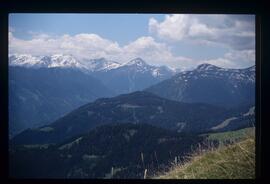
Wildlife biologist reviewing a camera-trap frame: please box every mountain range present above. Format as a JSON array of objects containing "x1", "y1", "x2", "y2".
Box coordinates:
[
  {"x1": 146, "y1": 63, "x2": 255, "y2": 108},
  {"x1": 9, "y1": 66, "x2": 113, "y2": 137},
  {"x1": 9, "y1": 55, "x2": 176, "y2": 136},
  {"x1": 10, "y1": 54, "x2": 176, "y2": 94},
  {"x1": 9, "y1": 54, "x2": 256, "y2": 179},
  {"x1": 9, "y1": 54, "x2": 255, "y2": 137},
  {"x1": 11, "y1": 91, "x2": 254, "y2": 145},
  {"x1": 92, "y1": 58, "x2": 174, "y2": 94},
  {"x1": 9, "y1": 54, "x2": 176, "y2": 77},
  {"x1": 9, "y1": 54, "x2": 86, "y2": 69}
]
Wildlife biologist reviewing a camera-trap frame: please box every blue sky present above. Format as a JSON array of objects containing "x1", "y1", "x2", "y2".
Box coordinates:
[
  {"x1": 9, "y1": 13, "x2": 255, "y2": 69},
  {"x1": 9, "y1": 14, "x2": 165, "y2": 46}
]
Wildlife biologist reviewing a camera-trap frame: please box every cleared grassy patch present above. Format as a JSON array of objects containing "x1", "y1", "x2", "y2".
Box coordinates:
[
  {"x1": 206, "y1": 127, "x2": 255, "y2": 145},
  {"x1": 38, "y1": 127, "x2": 54, "y2": 132},
  {"x1": 22, "y1": 144, "x2": 51, "y2": 149}
]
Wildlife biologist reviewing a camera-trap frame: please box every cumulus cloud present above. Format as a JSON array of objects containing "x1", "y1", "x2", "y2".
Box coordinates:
[
  {"x1": 149, "y1": 15, "x2": 190, "y2": 41},
  {"x1": 224, "y1": 49, "x2": 255, "y2": 67},
  {"x1": 9, "y1": 14, "x2": 255, "y2": 70},
  {"x1": 149, "y1": 14, "x2": 255, "y2": 51},
  {"x1": 9, "y1": 32, "x2": 122, "y2": 60},
  {"x1": 122, "y1": 36, "x2": 193, "y2": 67},
  {"x1": 200, "y1": 58, "x2": 240, "y2": 69},
  {"x1": 199, "y1": 49, "x2": 255, "y2": 69},
  {"x1": 9, "y1": 32, "x2": 194, "y2": 68}
]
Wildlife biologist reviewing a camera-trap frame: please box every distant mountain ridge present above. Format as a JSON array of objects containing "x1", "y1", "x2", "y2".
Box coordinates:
[
  {"x1": 83, "y1": 58, "x2": 121, "y2": 72},
  {"x1": 9, "y1": 55, "x2": 255, "y2": 139},
  {"x1": 9, "y1": 54, "x2": 176, "y2": 94},
  {"x1": 9, "y1": 66, "x2": 113, "y2": 137},
  {"x1": 11, "y1": 91, "x2": 252, "y2": 145},
  {"x1": 9, "y1": 54, "x2": 256, "y2": 179},
  {"x1": 9, "y1": 54, "x2": 86, "y2": 69},
  {"x1": 9, "y1": 54, "x2": 176, "y2": 76},
  {"x1": 146, "y1": 63, "x2": 255, "y2": 108},
  {"x1": 93, "y1": 58, "x2": 175, "y2": 94},
  {"x1": 9, "y1": 55, "x2": 176, "y2": 136}
]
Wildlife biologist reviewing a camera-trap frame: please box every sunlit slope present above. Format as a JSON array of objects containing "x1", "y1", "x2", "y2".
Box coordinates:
[{"x1": 155, "y1": 128, "x2": 255, "y2": 179}]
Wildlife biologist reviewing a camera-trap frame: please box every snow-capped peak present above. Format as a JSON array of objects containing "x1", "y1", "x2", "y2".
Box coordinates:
[
  {"x1": 175, "y1": 63, "x2": 255, "y2": 84},
  {"x1": 125, "y1": 58, "x2": 147, "y2": 67},
  {"x1": 9, "y1": 54, "x2": 85, "y2": 69},
  {"x1": 196, "y1": 63, "x2": 220, "y2": 71},
  {"x1": 49, "y1": 54, "x2": 84, "y2": 68},
  {"x1": 9, "y1": 54, "x2": 42, "y2": 67},
  {"x1": 84, "y1": 58, "x2": 121, "y2": 72},
  {"x1": 9, "y1": 54, "x2": 175, "y2": 79}
]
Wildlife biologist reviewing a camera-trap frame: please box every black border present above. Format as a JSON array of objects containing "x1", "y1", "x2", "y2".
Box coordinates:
[
  {"x1": 0, "y1": 0, "x2": 261, "y2": 13},
  {"x1": 0, "y1": 0, "x2": 268, "y2": 183}
]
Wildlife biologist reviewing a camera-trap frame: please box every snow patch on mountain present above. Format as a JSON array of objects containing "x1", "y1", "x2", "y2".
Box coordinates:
[
  {"x1": 9, "y1": 54, "x2": 86, "y2": 69},
  {"x1": 175, "y1": 63, "x2": 255, "y2": 84},
  {"x1": 9, "y1": 54, "x2": 175, "y2": 77},
  {"x1": 84, "y1": 58, "x2": 121, "y2": 72},
  {"x1": 124, "y1": 58, "x2": 146, "y2": 67},
  {"x1": 9, "y1": 54, "x2": 43, "y2": 68},
  {"x1": 49, "y1": 54, "x2": 84, "y2": 68},
  {"x1": 120, "y1": 58, "x2": 175, "y2": 78}
]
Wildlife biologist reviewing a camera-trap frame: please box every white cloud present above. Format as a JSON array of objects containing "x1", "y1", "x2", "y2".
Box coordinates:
[
  {"x1": 122, "y1": 36, "x2": 192, "y2": 66},
  {"x1": 9, "y1": 32, "x2": 122, "y2": 61},
  {"x1": 149, "y1": 15, "x2": 190, "y2": 41},
  {"x1": 200, "y1": 49, "x2": 255, "y2": 69},
  {"x1": 189, "y1": 22, "x2": 216, "y2": 37},
  {"x1": 9, "y1": 14, "x2": 256, "y2": 71},
  {"x1": 149, "y1": 14, "x2": 255, "y2": 50},
  {"x1": 224, "y1": 49, "x2": 255, "y2": 67},
  {"x1": 9, "y1": 32, "x2": 194, "y2": 68},
  {"x1": 201, "y1": 58, "x2": 239, "y2": 69}
]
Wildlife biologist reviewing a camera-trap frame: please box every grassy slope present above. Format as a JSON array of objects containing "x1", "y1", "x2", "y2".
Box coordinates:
[
  {"x1": 206, "y1": 127, "x2": 255, "y2": 145},
  {"x1": 155, "y1": 128, "x2": 255, "y2": 179}
]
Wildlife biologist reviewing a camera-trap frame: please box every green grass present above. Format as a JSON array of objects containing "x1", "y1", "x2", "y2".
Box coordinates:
[
  {"x1": 206, "y1": 127, "x2": 255, "y2": 146},
  {"x1": 154, "y1": 128, "x2": 255, "y2": 179}
]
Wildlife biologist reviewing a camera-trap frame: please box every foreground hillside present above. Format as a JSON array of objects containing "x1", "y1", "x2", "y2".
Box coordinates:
[
  {"x1": 9, "y1": 123, "x2": 205, "y2": 178},
  {"x1": 155, "y1": 128, "x2": 255, "y2": 179}
]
